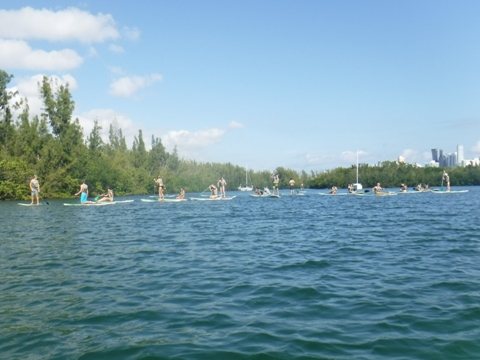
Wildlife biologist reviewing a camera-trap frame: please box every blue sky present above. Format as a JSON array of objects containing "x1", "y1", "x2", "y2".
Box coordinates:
[{"x1": 1, "y1": 1, "x2": 480, "y2": 172}]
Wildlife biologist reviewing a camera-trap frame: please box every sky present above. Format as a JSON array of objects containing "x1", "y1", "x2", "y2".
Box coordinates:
[{"x1": 1, "y1": 1, "x2": 480, "y2": 172}]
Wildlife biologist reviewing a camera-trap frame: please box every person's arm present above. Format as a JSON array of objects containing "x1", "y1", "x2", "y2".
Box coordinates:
[{"x1": 29, "y1": 180, "x2": 33, "y2": 191}]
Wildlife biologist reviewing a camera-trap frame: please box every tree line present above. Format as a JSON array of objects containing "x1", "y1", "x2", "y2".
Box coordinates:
[
  {"x1": 0, "y1": 70, "x2": 310, "y2": 200},
  {"x1": 1, "y1": 69, "x2": 479, "y2": 200}
]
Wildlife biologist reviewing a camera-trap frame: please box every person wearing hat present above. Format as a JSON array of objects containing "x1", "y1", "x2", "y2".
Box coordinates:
[{"x1": 30, "y1": 175, "x2": 40, "y2": 205}]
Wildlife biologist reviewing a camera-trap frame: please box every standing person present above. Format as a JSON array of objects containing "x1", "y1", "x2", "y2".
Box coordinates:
[
  {"x1": 97, "y1": 188, "x2": 114, "y2": 202},
  {"x1": 217, "y1": 177, "x2": 227, "y2": 198},
  {"x1": 177, "y1": 187, "x2": 186, "y2": 199},
  {"x1": 372, "y1": 182, "x2": 384, "y2": 194},
  {"x1": 30, "y1": 175, "x2": 40, "y2": 205},
  {"x1": 75, "y1": 180, "x2": 89, "y2": 203},
  {"x1": 209, "y1": 184, "x2": 218, "y2": 199},
  {"x1": 443, "y1": 171, "x2": 450, "y2": 192},
  {"x1": 154, "y1": 176, "x2": 164, "y2": 201},
  {"x1": 289, "y1": 178, "x2": 295, "y2": 195},
  {"x1": 272, "y1": 173, "x2": 280, "y2": 196}
]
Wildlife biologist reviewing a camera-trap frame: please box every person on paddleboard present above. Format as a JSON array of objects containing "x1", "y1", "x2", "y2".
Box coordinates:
[
  {"x1": 30, "y1": 175, "x2": 40, "y2": 205},
  {"x1": 75, "y1": 180, "x2": 90, "y2": 203},
  {"x1": 443, "y1": 171, "x2": 450, "y2": 192},
  {"x1": 217, "y1": 177, "x2": 227, "y2": 198},
  {"x1": 400, "y1": 183, "x2": 407, "y2": 192},
  {"x1": 329, "y1": 186, "x2": 338, "y2": 195},
  {"x1": 177, "y1": 187, "x2": 185, "y2": 199},
  {"x1": 272, "y1": 174, "x2": 280, "y2": 196},
  {"x1": 289, "y1": 178, "x2": 295, "y2": 195},
  {"x1": 154, "y1": 177, "x2": 164, "y2": 201},
  {"x1": 209, "y1": 184, "x2": 218, "y2": 199},
  {"x1": 372, "y1": 183, "x2": 384, "y2": 194},
  {"x1": 348, "y1": 184, "x2": 355, "y2": 193},
  {"x1": 97, "y1": 188, "x2": 114, "y2": 202}
]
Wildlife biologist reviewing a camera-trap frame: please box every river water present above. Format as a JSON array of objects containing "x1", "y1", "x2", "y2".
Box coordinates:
[{"x1": 1, "y1": 187, "x2": 480, "y2": 359}]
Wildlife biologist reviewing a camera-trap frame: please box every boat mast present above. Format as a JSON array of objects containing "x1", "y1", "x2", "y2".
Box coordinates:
[{"x1": 356, "y1": 151, "x2": 359, "y2": 184}]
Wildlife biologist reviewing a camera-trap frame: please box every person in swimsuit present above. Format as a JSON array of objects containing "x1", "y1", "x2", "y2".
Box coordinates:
[
  {"x1": 75, "y1": 180, "x2": 90, "y2": 203},
  {"x1": 263, "y1": 187, "x2": 271, "y2": 195},
  {"x1": 154, "y1": 177, "x2": 164, "y2": 201},
  {"x1": 272, "y1": 174, "x2": 280, "y2": 196},
  {"x1": 209, "y1": 184, "x2": 218, "y2": 199},
  {"x1": 176, "y1": 188, "x2": 185, "y2": 199},
  {"x1": 217, "y1": 177, "x2": 227, "y2": 198},
  {"x1": 30, "y1": 175, "x2": 40, "y2": 205},
  {"x1": 372, "y1": 183, "x2": 384, "y2": 194},
  {"x1": 400, "y1": 183, "x2": 407, "y2": 193},
  {"x1": 97, "y1": 188, "x2": 114, "y2": 202},
  {"x1": 289, "y1": 178, "x2": 295, "y2": 195},
  {"x1": 329, "y1": 186, "x2": 338, "y2": 195},
  {"x1": 443, "y1": 172, "x2": 450, "y2": 192},
  {"x1": 348, "y1": 184, "x2": 355, "y2": 193}
]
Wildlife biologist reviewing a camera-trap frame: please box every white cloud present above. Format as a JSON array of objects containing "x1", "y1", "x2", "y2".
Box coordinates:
[
  {"x1": 122, "y1": 26, "x2": 141, "y2": 41},
  {"x1": 0, "y1": 39, "x2": 83, "y2": 70},
  {"x1": 109, "y1": 74, "x2": 163, "y2": 98},
  {"x1": 77, "y1": 108, "x2": 134, "y2": 143},
  {"x1": 163, "y1": 128, "x2": 227, "y2": 150},
  {"x1": 0, "y1": 7, "x2": 119, "y2": 43},
  {"x1": 227, "y1": 121, "x2": 245, "y2": 129},
  {"x1": 399, "y1": 149, "x2": 420, "y2": 163},
  {"x1": 109, "y1": 44, "x2": 125, "y2": 53},
  {"x1": 9, "y1": 74, "x2": 78, "y2": 117},
  {"x1": 471, "y1": 141, "x2": 480, "y2": 153},
  {"x1": 303, "y1": 150, "x2": 369, "y2": 169}
]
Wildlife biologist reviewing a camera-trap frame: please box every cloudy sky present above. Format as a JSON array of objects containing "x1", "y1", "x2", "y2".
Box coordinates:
[{"x1": 1, "y1": 1, "x2": 480, "y2": 171}]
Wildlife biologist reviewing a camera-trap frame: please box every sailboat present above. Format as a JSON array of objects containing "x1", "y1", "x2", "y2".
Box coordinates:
[
  {"x1": 238, "y1": 165, "x2": 253, "y2": 191},
  {"x1": 353, "y1": 150, "x2": 363, "y2": 191}
]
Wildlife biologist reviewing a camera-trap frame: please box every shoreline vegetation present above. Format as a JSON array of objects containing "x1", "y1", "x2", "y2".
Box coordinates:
[{"x1": 1, "y1": 69, "x2": 479, "y2": 201}]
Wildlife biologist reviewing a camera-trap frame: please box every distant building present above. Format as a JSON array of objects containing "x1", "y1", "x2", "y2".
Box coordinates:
[
  {"x1": 398, "y1": 156, "x2": 405, "y2": 163},
  {"x1": 457, "y1": 145, "x2": 464, "y2": 165},
  {"x1": 425, "y1": 160, "x2": 439, "y2": 167},
  {"x1": 431, "y1": 148, "x2": 440, "y2": 162},
  {"x1": 446, "y1": 152, "x2": 457, "y2": 167}
]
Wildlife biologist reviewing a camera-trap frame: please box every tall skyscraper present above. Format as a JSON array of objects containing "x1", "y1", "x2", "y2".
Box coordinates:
[
  {"x1": 431, "y1": 148, "x2": 440, "y2": 162},
  {"x1": 457, "y1": 144, "x2": 464, "y2": 165}
]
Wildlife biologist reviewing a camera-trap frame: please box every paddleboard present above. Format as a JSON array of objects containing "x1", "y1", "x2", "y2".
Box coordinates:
[
  {"x1": 431, "y1": 190, "x2": 469, "y2": 194},
  {"x1": 64, "y1": 202, "x2": 116, "y2": 206},
  {"x1": 318, "y1": 193, "x2": 352, "y2": 196},
  {"x1": 355, "y1": 192, "x2": 397, "y2": 197},
  {"x1": 141, "y1": 198, "x2": 186, "y2": 202},
  {"x1": 250, "y1": 194, "x2": 270, "y2": 198},
  {"x1": 397, "y1": 191, "x2": 423, "y2": 194},
  {"x1": 190, "y1": 196, "x2": 236, "y2": 201},
  {"x1": 18, "y1": 203, "x2": 42, "y2": 206}
]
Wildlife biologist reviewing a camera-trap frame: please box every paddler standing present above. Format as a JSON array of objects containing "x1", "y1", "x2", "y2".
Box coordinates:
[
  {"x1": 217, "y1": 177, "x2": 227, "y2": 198},
  {"x1": 154, "y1": 176, "x2": 164, "y2": 201},
  {"x1": 272, "y1": 173, "x2": 280, "y2": 196},
  {"x1": 75, "y1": 180, "x2": 89, "y2": 203},
  {"x1": 443, "y1": 171, "x2": 450, "y2": 192},
  {"x1": 29, "y1": 175, "x2": 40, "y2": 205}
]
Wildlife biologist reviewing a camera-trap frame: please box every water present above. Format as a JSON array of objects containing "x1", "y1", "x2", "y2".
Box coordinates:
[{"x1": 1, "y1": 188, "x2": 480, "y2": 359}]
